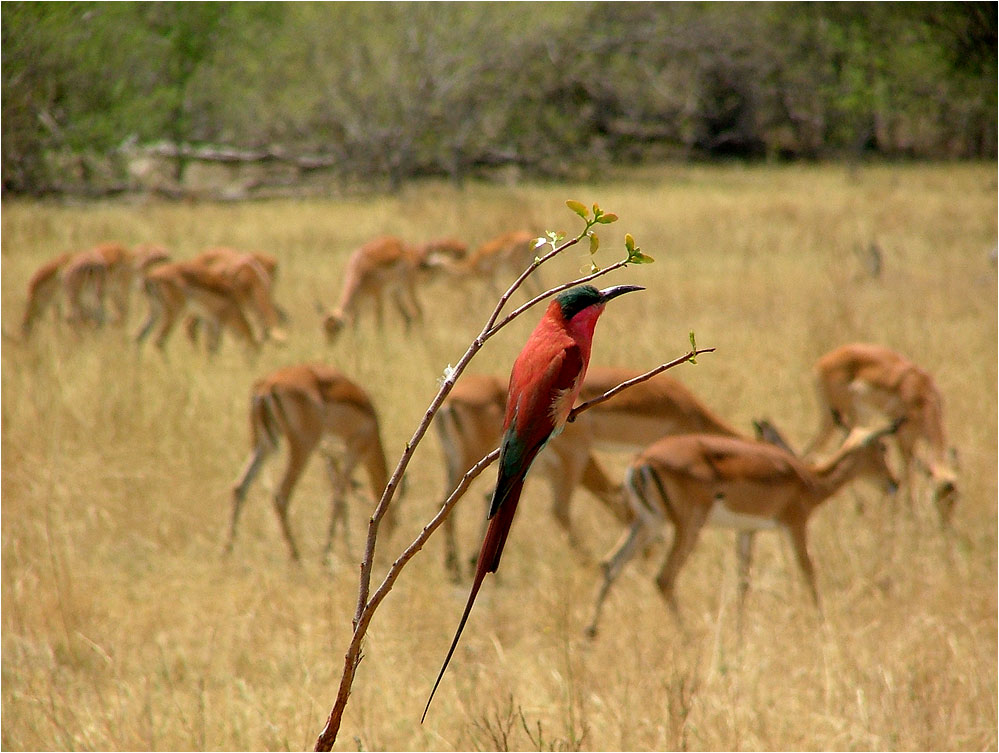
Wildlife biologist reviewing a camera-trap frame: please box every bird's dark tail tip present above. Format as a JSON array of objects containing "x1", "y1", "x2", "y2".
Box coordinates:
[{"x1": 421, "y1": 571, "x2": 488, "y2": 723}]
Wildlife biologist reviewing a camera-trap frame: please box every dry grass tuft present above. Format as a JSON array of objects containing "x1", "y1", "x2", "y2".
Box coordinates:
[{"x1": 3, "y1": 163, "x2": 996, "y2": 750}]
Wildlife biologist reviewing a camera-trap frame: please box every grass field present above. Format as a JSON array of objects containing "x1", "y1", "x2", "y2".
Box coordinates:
[{"x1": 2, "y1": 163, "x2": 996, "y2": 751}]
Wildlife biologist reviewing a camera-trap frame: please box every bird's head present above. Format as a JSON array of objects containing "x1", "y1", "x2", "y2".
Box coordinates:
[{"x1": 554, "y1": 284, "x2": 644, "y2": 320}]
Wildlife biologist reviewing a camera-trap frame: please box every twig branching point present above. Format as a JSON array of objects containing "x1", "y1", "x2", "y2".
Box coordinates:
[{"x1": 313, "y1": 203, "x2": 709, "y2": 751}]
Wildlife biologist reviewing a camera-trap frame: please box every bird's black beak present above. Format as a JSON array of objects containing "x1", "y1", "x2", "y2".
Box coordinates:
[{"x1": 598, "y1": 284, "x2": 644, "y2": 302}]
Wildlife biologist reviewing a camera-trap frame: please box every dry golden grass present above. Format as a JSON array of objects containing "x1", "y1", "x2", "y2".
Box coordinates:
[{"x1": 2, "y1": 163, "x2": 996, "y2": 751}]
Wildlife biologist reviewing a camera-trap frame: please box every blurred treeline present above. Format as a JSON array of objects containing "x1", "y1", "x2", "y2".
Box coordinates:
[{"x1": 2, "y1": 1, "x2": 996, "y2": 195}]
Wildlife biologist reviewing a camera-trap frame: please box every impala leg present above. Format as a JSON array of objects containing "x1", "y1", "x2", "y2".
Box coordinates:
[
  {"x1": 110, "y1": 273, "x2": 131, "y2": 324},
  {"x1": 205, "y1": 316, "x2": 224, "y2": 353},
  {"x1": 897, "y1": 436, "x2": 919, "y2": 517},
  {"x1": 932, "y1": 476, "x2": 957, "y2": 530},
  {"x1": 152, "y1": 290, "x2": 183, "y2": 350},
  {"x1": 405, "y1": 276, "x2": 424, "y2": 323},
  {"x1": 438, "y1": 457, "x2": 464, "y2": 582},
  {"x1": 68, "y1": 272, "x2": 103, "y2": 327},
  {"x1": 219, "y1": 301, "x2": 258, "y2": 354},
  {"x1": 434, "y1": 405, "x2": 483, "y2": 581},
  {"x1": 153, "y1": 308, "x2": 178, "y2": 350},
  {"x1": 545, "y1": 449, "x2": 585, "y2": 553},
  {"x1": 391, "y1": 287, "x2": 414, "y2": 331},
  {"x1": 584, "y1": 518, "x2": 654, "y2": 638},
  {"x1": 135, "y1": 309, "x2": 157, "y2": 345},
  {"x1": 580, "y1": 455, "x2": 631, "y2": 524},
  {"x1": 183, "y1": 314, "x2": 203, "y2": 348},
  {"x1": 736, "y1": 530, "x2": 756, "y2": 633},
  {"x1": 784, "y1": 520, "x2": 822, "y2": 614},
  {"x1": 653, "y1": 507, "x2": 709, "y2": 629},
  {"x1": 322, "y1": 452, "x2": 353, "y2": 564},
  {"x1": 442, "y1": 516, "x2": 461, "y2": 582},
  {"x1": 135, "y1": 290, "x2": 163, "y2": 346},
  {"x1": 87, "y1": 278, "x2": 108, "y2": 326},
  {"x1": 247, "y1": 279, "x2": 281, "y2": 339},
  {"x1": 272, "y1": 436, "x2": 316, "y2": 563},
  {"x1": 226, "y1": 444, "x2": 270, "y2": 555}
]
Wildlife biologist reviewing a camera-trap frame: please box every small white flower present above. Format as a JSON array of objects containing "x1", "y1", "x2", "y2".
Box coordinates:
[{"x1": 438, "y1": 363, "x2": 456, "y2": 387}]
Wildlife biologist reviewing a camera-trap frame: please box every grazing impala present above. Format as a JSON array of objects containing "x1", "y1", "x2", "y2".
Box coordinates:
[
  {"x1": 22, "y1": 244, "x2": 170, "y2": 338},
  {"x1": 412, "y1": 237, "x2": 468, "y2": 272},
  {"x1": 225, "y1": 363, "x2": 392, "y2": 562},
  {"x1": 321, "y1": 236, "x2": 429, "y2": 344},
  {"x1": 60, "y1": 242, "x2": 135, "y2": 327},
  {"x1": 805, "y1": 343, "x2": 958, "y2": 525},
  {"x1": 584, "y1": 421, "x2": 901, "y2": 637},
  {"x1": 135, "y1": 259, "x2": 260, "y2": 354},
  {"x1": 21, "y1": 252, "x2": 74, "y2": 336},
  {"x1": 188, "y1": 247, "x2": 286, "y2": 344},
  {"x1": 454, "y1": 230, "x2": 544, "y2": 297},
  {"x1": 436, "y1": 365, "x2": 752, "y2": 578}
]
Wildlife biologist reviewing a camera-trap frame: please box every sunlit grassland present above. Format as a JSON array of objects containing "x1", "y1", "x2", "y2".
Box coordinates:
[{"x1": 2, "y1": 162, "x2": 996, "y2": 751}]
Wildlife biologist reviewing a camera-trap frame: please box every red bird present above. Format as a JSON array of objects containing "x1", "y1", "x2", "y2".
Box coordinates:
[{"x1": 423, "y1": 283, "x2": 643, "y2": 721}]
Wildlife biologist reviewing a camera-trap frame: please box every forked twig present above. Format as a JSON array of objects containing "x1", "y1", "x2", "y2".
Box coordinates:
[
  {"x1": 568, "y1": 348, "x2": 716, "y2": 421},
  {"x1": 314, "y1": 215, "x2": 710, "y2": 750}
]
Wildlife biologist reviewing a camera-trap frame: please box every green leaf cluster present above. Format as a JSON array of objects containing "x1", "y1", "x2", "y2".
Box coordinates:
[{"x1": 624, "y1": 233, "x2": 654, "y2": 266}]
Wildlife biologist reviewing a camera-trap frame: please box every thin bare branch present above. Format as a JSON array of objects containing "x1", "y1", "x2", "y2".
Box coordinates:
[
  {"x1": 485, "y1": 257, "x2": 632, "y2": 338},
  {"x1": 314, "y1": 448, "x2": 500, "y2": 752},
  {"x1": 314, "y1": 218, "x2": 684, "y2": 751},
  {"x1": 568, "y1": 347, "x2": 716, "y2": 420}
]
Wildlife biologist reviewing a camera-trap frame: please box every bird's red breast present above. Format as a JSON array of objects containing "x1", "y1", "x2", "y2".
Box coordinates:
[{"x1": 504, "y1": 298, "x2": 605, "y2": 431}]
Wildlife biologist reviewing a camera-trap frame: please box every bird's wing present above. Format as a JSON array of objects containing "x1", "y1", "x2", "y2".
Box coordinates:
[{"x1": 490, "y1": 344, "x2": 584, "y2": 519}]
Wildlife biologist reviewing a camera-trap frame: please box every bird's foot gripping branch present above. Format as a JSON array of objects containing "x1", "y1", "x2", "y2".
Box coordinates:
[{"x1": 313, "y1": 201, "x2": 711, "y2": 751}]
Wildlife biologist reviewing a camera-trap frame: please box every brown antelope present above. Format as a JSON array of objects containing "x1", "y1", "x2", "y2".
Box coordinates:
[
  {"x1": 186, "y1": 247, "x2": 286, "y2": 345},
  {"x1": 21, "y1": 251, "x2": 74, "y2": 336},
  {"x1": 454, "y1": 230, "x2": 544, "y2": 297},
  {"x1": 135, "y1": 259, "x2": 260, "y2": 354},
  {"x1": 60, "y1": 242, "x2": 135, "y2": 327},
  {"x1": 225, "y1": 363, "x2": 391, "y2": 562},
  {"x1": 412, "y1": 237, "x2": 468, "y2": 272},
  {"x1": 320, "y1": 236, "x2": 428, "y2": 344},
  {"x1": 584, "y1": 421, "x2": 901, "y2": 637},
  {"x1": 436, "y1": 365, "x2": 753, "y2": 578},
  {"x1": 805, "y1": 343, "x2": 958, "y2": 525},
  {"x1": 22, "y1": 244, "x2": 172, "y2": 338}
]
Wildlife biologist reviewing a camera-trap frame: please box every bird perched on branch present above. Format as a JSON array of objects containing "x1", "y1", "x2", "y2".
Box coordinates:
[{"x1": 423, "y1": 282, "x2": 643, "y2": 721}]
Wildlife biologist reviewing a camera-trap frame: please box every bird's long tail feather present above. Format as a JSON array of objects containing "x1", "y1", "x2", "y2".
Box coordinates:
[{"x1": 421, "y1": 480, "x2": 524, "y2": 723}]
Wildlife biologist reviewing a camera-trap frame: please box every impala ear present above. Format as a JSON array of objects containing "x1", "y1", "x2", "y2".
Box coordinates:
[{"x1": 752, "y1": 417, "x2": 797, "y2": 456}]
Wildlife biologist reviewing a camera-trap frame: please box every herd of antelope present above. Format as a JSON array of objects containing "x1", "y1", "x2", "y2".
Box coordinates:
[
  {"x1": 21, "y1": 233, "x2": 960, "y2": 635},
  {"x1": 21, "y1": 230, "x2": 538, "y2": 351},
  {"x1": 21, "y1": 241, "x2": 286, "y2": 352}
]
